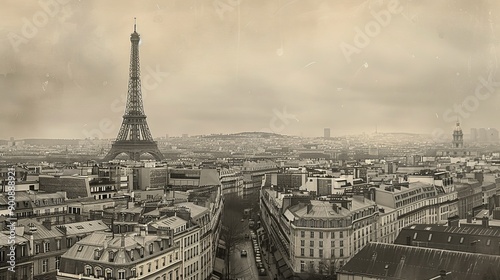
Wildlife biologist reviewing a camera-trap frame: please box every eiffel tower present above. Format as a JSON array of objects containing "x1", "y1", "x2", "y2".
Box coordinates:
[{"x1": 104, "y1": 20, "x2": 163, "y2": 161}]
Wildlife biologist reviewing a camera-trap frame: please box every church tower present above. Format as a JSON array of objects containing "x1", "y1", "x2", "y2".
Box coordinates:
[{"x1": 452, "y1": 120, "x2": 464, "y2": 149}]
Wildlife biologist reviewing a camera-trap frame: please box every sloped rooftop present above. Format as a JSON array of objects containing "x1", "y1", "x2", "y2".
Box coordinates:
[{"x1": 339, "y1": 242, "x2": 500, "y2": 279}]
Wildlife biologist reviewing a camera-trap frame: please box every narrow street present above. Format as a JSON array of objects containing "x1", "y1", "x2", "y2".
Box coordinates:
[{"x1": 228, "y1": 219, "x2": 270, "y2": 280}]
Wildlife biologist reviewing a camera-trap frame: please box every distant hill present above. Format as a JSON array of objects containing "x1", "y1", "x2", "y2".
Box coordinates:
[
  {"x1": 22, "y1": 139, "x2": 81, "y2": 146},
  {"x1": 203, "y1": 131, "x2": 286, "y2": 139}
]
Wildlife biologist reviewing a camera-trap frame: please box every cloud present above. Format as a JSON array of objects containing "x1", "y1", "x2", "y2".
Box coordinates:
[{"x1": 1, "y1": 0, "x2": 499, "y2": 138}]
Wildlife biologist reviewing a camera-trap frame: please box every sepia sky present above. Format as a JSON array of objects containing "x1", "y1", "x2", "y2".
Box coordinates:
[{"x1": 1, "y1": 0, "x2": 500, "y2": 139}]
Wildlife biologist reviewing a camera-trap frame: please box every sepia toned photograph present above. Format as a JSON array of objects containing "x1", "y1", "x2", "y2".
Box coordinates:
[{"x1": 1, "y1": 1, "x2": 500, "y2": 279}]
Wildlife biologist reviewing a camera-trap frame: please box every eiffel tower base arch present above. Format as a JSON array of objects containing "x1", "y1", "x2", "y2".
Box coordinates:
[{"x1": 103, "y1": 141, "x2": 163, "y2": 161}]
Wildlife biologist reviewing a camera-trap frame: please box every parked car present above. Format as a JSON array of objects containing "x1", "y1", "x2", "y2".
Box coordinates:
[
  {"x1": 257, "y1": 262, "x2": 264, "y2": 269},
  {"x1": 255, "y1": 256, "x2": 261, "y2": 263},
  {"x1": 259, "y1": 268, "x2": 267, "y2": 276},
  {"x1": 240, "y1": 250, "x2": 247, "y2": 257},
  {"x1": 255, "y1": 253, "x2": 261, "y2": 258}
]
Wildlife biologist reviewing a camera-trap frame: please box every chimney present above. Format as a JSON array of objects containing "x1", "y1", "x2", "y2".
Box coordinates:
[
  {"x1": 307, "y1": 203, "x2": 313, "y2": 214},
  {"x1": 331, "y1": 203, "x2": 338, "y2": 213},
  {"x1": 482, "y1": 215, "x2": 489, "y2": 228},
  {"x1": 120, "y1": 234, "x2": 125, "y2": 247},
  {"x1": 42, "y1": 219, "x2": 52, "y2": 230},
  {"x1": 447, "y1": 215, "x2": 460, "y2": 227},
  {"x1": 466, "y1": 211, "x2": 473, "y2": 223}
]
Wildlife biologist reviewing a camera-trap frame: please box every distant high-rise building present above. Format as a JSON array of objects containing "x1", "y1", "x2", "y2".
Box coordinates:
[
  {"x1": 324, "y1": 128, "x2": 331, "y2": 139},
  {"x1": 478, "y1": 128, "x2": 488, "y2": 142},
  {"x1": 470, "y1": 128, "x2": 477, "y2": 142},
  {"x1": 488, "y1": 128, "x2": 499, "y2": 142},
  {"x1": 165, "y1": 133, "x2": 169, "y2": 139}
]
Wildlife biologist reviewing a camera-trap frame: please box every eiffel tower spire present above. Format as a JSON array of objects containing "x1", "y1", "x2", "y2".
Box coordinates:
[{"x1": 104, "y1": 20, "x2": 163, "y2": 161}]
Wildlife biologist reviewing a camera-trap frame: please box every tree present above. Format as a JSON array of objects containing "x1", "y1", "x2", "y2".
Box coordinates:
[
  {"x1": 221, "y1": 208, "x2": 246, "y2": 279},
  {"x1": 304, "y1": 257, "x2": 337, "y2": 280}
]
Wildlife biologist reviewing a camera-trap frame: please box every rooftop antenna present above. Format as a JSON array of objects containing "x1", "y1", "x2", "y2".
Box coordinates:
[{"x1": 134, "y1": 17, "x2": 137, "y2": 32}]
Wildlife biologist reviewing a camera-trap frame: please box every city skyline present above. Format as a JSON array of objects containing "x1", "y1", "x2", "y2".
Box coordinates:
[{"x1": 2, "y1": 0, "x2": 500, "y2": 139}]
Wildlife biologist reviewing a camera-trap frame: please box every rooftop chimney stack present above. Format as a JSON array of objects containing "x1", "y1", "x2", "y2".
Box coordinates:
[
  {"x1": 482, "y1": 214, "x2": 489, "y2": 228},
  {"x1": 307, "y1": 203, "x2": 313, "y2": 214}
]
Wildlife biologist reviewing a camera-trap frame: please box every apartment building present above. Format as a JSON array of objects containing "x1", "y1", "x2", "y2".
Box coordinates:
[
  {"x1": 260, "y1": 188, "x2": 379, "y2": 277},
  {"x1": 218, "y1": 168, "x2": 244, "y2": 196},
  {"x1": 371, "y1": 182, "x2": 443, "y2": 231},
  {"x1": 57, "y1": 231, "x2": 182, "y2": 280}
]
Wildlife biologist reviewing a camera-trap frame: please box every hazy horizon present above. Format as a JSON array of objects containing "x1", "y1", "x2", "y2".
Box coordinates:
[{"x1": 2, "y1": 0, "x2": 500, "y2": 139}]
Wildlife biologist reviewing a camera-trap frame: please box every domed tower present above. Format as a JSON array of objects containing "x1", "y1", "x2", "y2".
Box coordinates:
[{"x1": 452, "y1": 120, "x2": 464, "y2": 149}]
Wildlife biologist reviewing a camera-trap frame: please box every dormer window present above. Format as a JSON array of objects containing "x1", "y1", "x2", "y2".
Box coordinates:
[
  {"x1": 149, "y1": 243, "x2": 154, "y2": 255},
  {"x1": 108, "y1": 251, "x2": 115, "y2": 262},
  {"x1": 94, "y1": 249, "x2": 101, "y2": 260}
]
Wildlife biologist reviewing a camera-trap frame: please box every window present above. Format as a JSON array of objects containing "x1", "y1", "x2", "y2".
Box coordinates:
[
  {"x1": 310, "y1": 231, "x2": 314, "y2": 238},
  {"x1": 95, "y1": 267, "x2": 102, "y2": 277},
  {"x1": 340, "y1": 231, "x2": 343, "y2": 238},
  {"x1": 331, "y1": 232, "x2": 335, "y2": 238},
  {"x1": 340, "y1": 249, "x2": 344, "y2": 257},
  {"x1": 56, "y1": 240, "x2": 61, "y2": 250},
  {"x1": 310, "y1": 249, "x2": 314, "y2": 257},
  {"x1": 319, "y1": 249, "x2": 323, "y2": 258},
  {"x1": 118, "y1": 270, "x2": 126, "y2": 280},
  {"x1": 319, "y1": 232, "x2": 323, "y2": 238},
  {"x1": 105, "y1": 269, "x2": 112, "y2": 279},
  {"x1": 319, "y1": 241, "x2": 323, "y2": 248},
  {"x1": 42, "y1": 259, "x2": 48, "y2": 273},
  {"x1": 487, "y1": 239, "x2": 491, "y2": 246},
  {"x1": 331, "y1": 240, "x2": 335, "y2": 247},
  {"x1": 300, "y1": 240, "x2": 305, "y2": 246},
  {"x1": 460, "y1": 237, "x2": 464, "y2": 244},
  {"x1": 301, "y1": 231, "x2": 305, "y2": 238},
  {"x1": 310, "y1": 241, "x2": 314, "y2": 247},
  {"x1": 35, "y1": 244, "x2": 40, "y2": 254},
  {"x1": 77, "y1": 245, "x2": 84, "y2": 252},
  {"x1": 84, "y1": 266, "x2": 92, "y2": 276},
  {"x1": 301, "y1": 248, "x2": 304, "y2": 256},
  {"x1": 340, "y1": 240, "x2": 343, "y2": 247},
  {"x1": 428, "y1": 234, "x2": 433, "y2": 241},
  {"x1": 300, "y1": 261, "x2": 305, "y2": 272}
]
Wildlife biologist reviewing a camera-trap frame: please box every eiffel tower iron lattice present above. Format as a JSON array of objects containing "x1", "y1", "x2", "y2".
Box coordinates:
[{"x1": 104, "y1": 20, "x2": 163, "y2": 161}]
